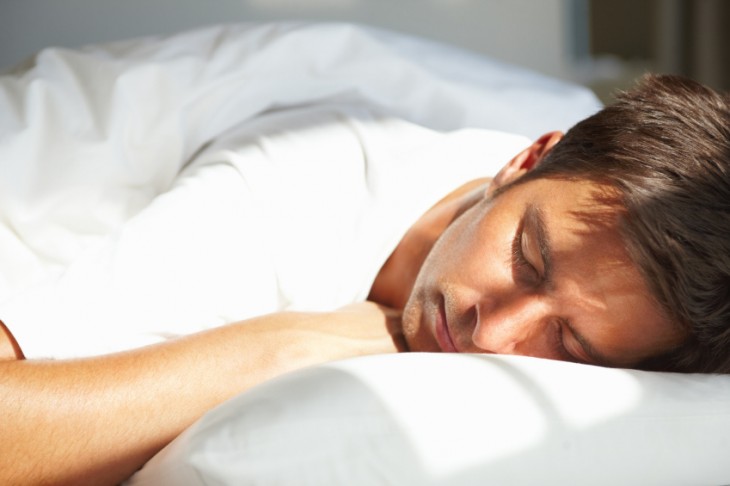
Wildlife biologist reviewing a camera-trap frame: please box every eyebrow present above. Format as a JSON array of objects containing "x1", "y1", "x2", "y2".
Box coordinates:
[{"x1": 524, "y1": 203, "x2": 615, "y2": 367}]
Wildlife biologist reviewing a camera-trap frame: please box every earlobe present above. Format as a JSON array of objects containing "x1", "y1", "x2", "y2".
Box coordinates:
[{"x1": 487, "y1": 131, "x2": 563, "y2": 194}]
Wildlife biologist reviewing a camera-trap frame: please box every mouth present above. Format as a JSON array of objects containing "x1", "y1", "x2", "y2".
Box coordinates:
[{"x1": 435, "y1": 296, "x2": 458, "y2": 352}]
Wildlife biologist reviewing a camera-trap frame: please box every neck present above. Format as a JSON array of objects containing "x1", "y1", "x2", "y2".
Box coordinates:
[{"x1": 368, "y1": 178, "x2": 489, "y2": 309}]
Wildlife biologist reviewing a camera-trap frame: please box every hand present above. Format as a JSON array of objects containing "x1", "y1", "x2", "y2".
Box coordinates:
[
  {"x1": 278, "y1": 302, "x2": 405, "y2": 366},
  {"x1": 335, "y1": 301, "x2": 406, "y2": 352}
]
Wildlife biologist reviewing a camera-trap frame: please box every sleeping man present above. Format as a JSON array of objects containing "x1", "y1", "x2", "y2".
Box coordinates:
[{"x1": 0, "y1": 74, "x2": 728, "y2": 485}]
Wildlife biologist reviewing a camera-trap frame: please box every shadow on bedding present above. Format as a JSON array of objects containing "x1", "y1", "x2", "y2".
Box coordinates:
[{"x1": 127, "y1": 353, "x2": 730, "y2": 485}]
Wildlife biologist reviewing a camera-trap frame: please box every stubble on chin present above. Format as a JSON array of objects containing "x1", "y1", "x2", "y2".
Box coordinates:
[{"x1": 400, "y1": 297, "x2": 440, "y2": 352}]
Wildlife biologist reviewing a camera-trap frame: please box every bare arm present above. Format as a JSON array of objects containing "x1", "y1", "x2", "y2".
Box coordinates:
[{"x1": 0, "y1": 303, "x2": 402, "y2": 485}]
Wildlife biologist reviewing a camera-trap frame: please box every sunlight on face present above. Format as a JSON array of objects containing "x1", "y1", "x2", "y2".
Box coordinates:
[{"x1": 402, "y1": 178, "x2": 685, "y2": 368}]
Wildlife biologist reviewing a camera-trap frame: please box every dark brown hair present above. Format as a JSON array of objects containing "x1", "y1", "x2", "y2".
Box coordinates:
[{"x1": 517, "y1": 74, "x2": 730, "y2": 373}]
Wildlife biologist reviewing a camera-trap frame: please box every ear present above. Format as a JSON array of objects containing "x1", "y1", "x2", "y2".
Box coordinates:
[{"x1": 487, "y1": 131, "x2": 563, "y2": 195}]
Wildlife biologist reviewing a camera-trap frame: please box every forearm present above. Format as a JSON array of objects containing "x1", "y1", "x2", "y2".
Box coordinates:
[{"x1": 0, "y1": 309, "x2": 399, "y2": 485}]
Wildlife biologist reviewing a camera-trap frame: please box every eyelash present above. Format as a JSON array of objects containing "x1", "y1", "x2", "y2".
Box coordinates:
[
  {"x1": 552, "y1": 320, "x2": 577, "y2": 362},
  {"x1": 511, "y1": 223, "x2": 540, "y2": 285},
  {"x1": 512, "y1": 225, "x2": 579, "y2": 363}
]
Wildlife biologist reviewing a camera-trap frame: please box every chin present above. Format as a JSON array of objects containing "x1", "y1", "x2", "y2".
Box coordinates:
[{"x1": 401, "y1": 303, "x2": 440, "y2": 352}]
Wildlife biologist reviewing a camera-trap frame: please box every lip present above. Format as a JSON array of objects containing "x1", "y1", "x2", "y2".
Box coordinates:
[{"x1": 435, "y1": 296, "x2": 459, "y2": 352}]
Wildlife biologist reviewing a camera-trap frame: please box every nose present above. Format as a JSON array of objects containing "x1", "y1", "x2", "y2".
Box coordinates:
[{"x1": 471, "y1": 293, "x2": 552, "y2": 357}]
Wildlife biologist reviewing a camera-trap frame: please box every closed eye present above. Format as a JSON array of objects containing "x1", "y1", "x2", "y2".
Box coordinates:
[
  {"x1": 552, "y1": 319, "x2": 583, "y2": 363},
  {"x1": 511, "y1": 220, "x2": 540, "y2": 286}
]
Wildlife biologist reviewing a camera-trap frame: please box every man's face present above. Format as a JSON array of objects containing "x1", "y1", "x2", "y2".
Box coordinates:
[{"x1": 401, "y1": 177, "x2": 685, "y2": 367}]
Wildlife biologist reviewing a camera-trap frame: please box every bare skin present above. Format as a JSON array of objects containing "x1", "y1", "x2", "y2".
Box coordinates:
[
  {"x1": 374, "y1": 132, "x2": 682, "y2": 366},
  {"x1": 0, "y1": 131, "x2": 685, "y2": 484},
  {"x1": 0, "y1": 305, "x2": 402, "y2": 485},
  {"x1": 0, "y1": 320, "x2": 23, "y2": 361}
]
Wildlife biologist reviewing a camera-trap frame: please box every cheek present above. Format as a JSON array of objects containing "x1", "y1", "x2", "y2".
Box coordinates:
[
  {"x1": 434, "y1": 208, "x2": 512, "y2": 289},
  {"x1": 425, "y1": 210, "x2": 486, "y2": 278}
]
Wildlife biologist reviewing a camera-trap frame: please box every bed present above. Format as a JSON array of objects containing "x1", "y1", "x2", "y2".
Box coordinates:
[{"x1": 0, "y1": 22, "x2": 728, "y2": 485}]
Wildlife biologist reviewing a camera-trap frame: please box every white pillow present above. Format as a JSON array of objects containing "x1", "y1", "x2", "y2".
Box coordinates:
[{"x1": 128, "y1": 354, "x2": 730, "y2": 485}]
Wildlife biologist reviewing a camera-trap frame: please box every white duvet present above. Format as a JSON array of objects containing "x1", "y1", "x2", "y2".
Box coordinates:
[{"x1": 0, "y1": 22, "x2": 599, "y2": 358}]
